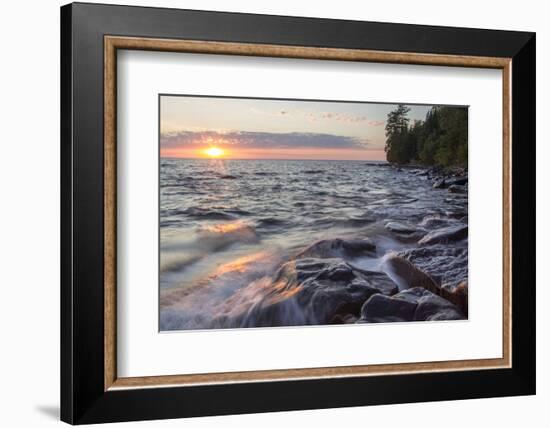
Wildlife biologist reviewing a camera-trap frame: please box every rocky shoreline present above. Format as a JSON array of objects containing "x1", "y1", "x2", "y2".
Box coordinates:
[
  {"x1": 204, "y1": 232, "x2": 468, "y2": 328},
  {"x1": 161, "y1": 163, "x2": 469, "y2": 330}
]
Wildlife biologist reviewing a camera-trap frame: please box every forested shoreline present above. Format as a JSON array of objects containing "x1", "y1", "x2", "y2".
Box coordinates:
[{"x1": 384, "y1": 105, "x2": 468, "y2": 167}]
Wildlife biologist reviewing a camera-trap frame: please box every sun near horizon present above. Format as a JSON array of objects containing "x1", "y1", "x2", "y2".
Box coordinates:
[
  {"x1": 161, "y1": 146, "x2": 387, "y2": 161},
  {"x1": 203, "y1": 146, "x2": 225, "y2": 158}
]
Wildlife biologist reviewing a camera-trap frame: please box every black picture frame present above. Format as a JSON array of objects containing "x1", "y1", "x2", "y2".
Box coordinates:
[{"x1": 61, "y1": 2, "x2": 535, "y2": 424}]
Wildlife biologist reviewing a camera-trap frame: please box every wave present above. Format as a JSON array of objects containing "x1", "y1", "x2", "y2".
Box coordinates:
[
  {"x1": 164, "y1": 206, "x2": 253, "y2": 221},
  {"x1": 253, "y1": 171, "x2": 278, "y2": 176},
  {"x1": 160, "y1": 252, "x2": 399, "y2": 330},
  {"x1": 159, "y1": 159, "x2": 469, "y2": 330},
  {"x1": 184, "y1": 207, "x2": 237, "y2": 220},
  {"x1": 256, "y1": 217, "x2": 291, "y2": 228},
  {"x1": 160, "y1": 220, "x2": 260, "y2": 274},
  {"x1": 160, "y1": 251, "x2": 287, "y2": 330}
]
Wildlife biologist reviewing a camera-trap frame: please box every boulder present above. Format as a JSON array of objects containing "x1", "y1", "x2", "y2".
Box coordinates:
[
  {"x1": 447, "y1": 176, "x2": 468, "y2": 186},
  {"x1": 413, "y1": 288, "x2": 465, "y2": 321},
  {"x1": 431, "y1": 173, "x2": 467, "y2": 189},
  {"x1": 358, "y1": 293, "x2": 417, "y2": 322},
  {"x1": 441, "y1": 281, "x2": 468, "y2": 315},
  {"x1": 330, "y1": 313, "x2": 359, "y2": 324},
  {"x1": 418, "y1": 224, "x2": 468, "y2": 245},
  {"x1": 359, "y1": 287, "x2": 465, "y2": 323},
  {"x1": 382, "y1": 254, "x2": 440, "y2": 294},
  {"x1": 398, "y1": 245, "x2": 468, "y2": 291},
  {"x1": 448, "y1": 184, "x2": 466, "y2": 194},
  {"x1": 296, "y1": 238, "x2": 377, "y2": 259},
  {"x1": 381, "y1": 254, "x2": 468, "y2": 316},
  {"x1": 432, "y1": 178, "x2": 447, "y2": 189},
  {"x1": 216, "y1": 258, "x2": 398, "y2": 328}
]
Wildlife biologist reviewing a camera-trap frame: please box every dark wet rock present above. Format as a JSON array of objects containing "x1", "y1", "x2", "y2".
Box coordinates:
[
  {"x1": 441, "y1": 281, "x2": 468, "y2": 315},
  {"x1": 330, "y1": 313, "x2": 359, "y2": 324},
  {"x1": 418, "y1": 224, "x2": 468, "y2": 245},
  {"x1": 412, "y1": 288, "x2": 465, "y2": 321},
  {"x1": 432, "y1": 178, "x2": 447, "y2": 189},
  {"x1": 415, "y1": 169, "x2": 429, "y2": 176},
  {"x1": 447, "y1": 176, "x2": 468, "y2": 186},
  {"x1": 358, "y1": 293, "x2": 417, "y2": 322},
  {"x1": 296, "y1": 238, "x2": 377, "y2": 259},
  {"x1": 382, "y1": 254, "x2": 440, "y2": 294},
  {"x1": 397, "y1": 245, "x2": 468, "y2": 291},
  {"x1": 220, "y1": 258, "x2": 398, "y2": 327},
  {"x1": 359, "y1": 287, "x2": 465, "y2": 323},
  {"x1": 448, "y1": 184, "x2": 466, "y2": 194},
  {"x1": 429, "y1": 169, "x2": 468, "y2": 190},
  {"x1": 385, "y1": 221, "x2": 417, "y2": 234},
  {"x1": 449, "y1": 167, "x2": 467, "y2": 177},
  {"x1": 381, "y1": 254, "x2": 468, "y2": 315}
]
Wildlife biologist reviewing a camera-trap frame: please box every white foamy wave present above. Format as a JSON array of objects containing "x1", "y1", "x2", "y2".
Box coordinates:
[
  {"x1": 160, "y1": 250, "x2": 288, "y2": 330},
  {"x1": 160, "y1": 220, "x2": 259, "y2": 274}
]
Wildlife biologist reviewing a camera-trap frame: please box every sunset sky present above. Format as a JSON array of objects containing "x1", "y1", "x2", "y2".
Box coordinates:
[{"x1": 160, "y1": 95, "x2": 431, "y2": 161}]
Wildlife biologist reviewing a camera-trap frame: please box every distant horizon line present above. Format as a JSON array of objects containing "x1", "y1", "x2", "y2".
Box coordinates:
[{"x1": 160, "y1": 156, "x2": 389, "y2": 162}]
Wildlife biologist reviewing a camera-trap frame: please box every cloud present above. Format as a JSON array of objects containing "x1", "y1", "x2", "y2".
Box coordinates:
[
  {"x1": 319, "y1": 112, "x2": 370, "y2": 123},
  {"x1": 304, "y1": 111, "x2": 384, "y2": 125},
  {"x1": 161, "y1": 130, "x2": 370, "y2": 150},
  {"x1": 249, "y1": 106, "x2": 385, "y2": 126}
]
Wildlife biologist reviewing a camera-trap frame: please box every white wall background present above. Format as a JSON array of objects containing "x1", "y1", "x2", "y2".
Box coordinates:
[{"x1": 0, "y1": 0, "x2": 545, "y2": 427}]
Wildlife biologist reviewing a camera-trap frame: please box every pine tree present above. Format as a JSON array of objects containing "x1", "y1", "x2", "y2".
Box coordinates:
[
  {"x1": 384, "y1": 105, "x2": 411, "y2": 164},
  {"x1": 384, "y1": 105, "x2": 467, "y2": 167}
]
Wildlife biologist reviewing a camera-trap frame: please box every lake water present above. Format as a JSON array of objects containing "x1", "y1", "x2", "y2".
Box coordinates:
[{"x1": 159, "y1": 158, "x2": 468, "y2": 331}]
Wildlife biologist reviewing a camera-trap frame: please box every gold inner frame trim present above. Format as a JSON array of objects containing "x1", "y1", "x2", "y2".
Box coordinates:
[{"x1": 104, "y1": 35, "x2": 512, "y2": 391}]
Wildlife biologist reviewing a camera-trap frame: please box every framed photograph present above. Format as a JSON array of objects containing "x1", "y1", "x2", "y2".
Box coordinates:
[{"x1": 60, "y1": 2, "x2": 535, "y2": 424}]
